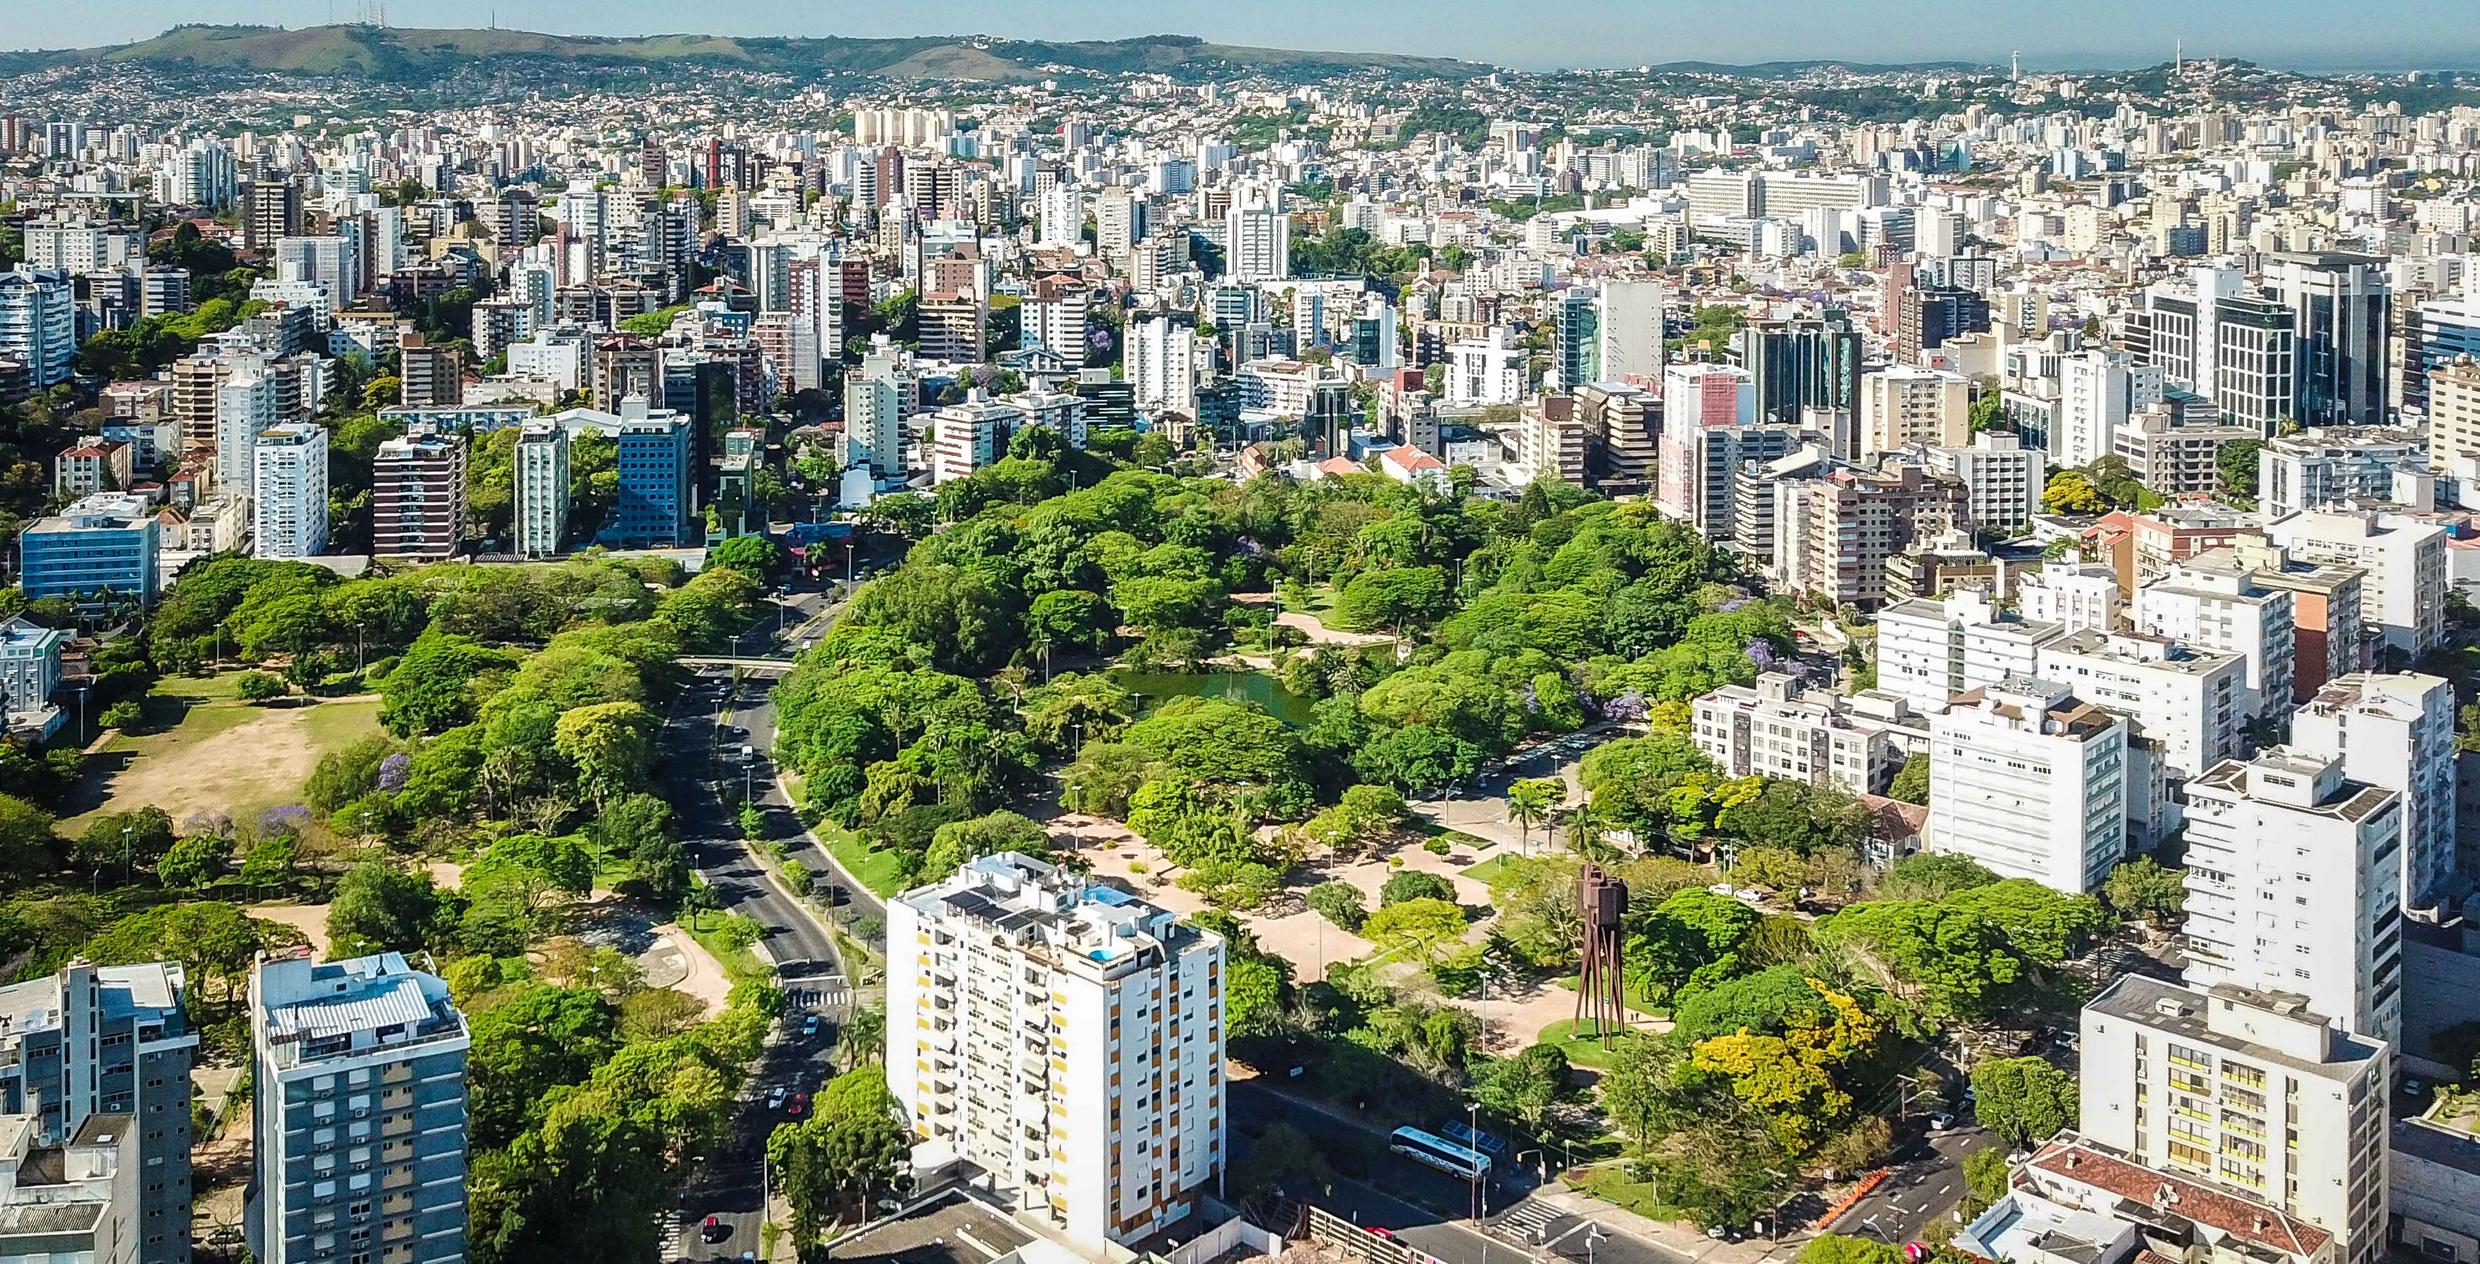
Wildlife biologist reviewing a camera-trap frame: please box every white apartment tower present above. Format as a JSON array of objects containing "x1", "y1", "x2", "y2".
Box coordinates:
[
  {"x1": 2134, "y1": 558, "x2": 2299, "y2": 721},
  {"x1": 2181, "y1": 747, "x2": 2405, "y2": 1051},
  {"x1": 250, "y1": 424, "x2": 329, "y2": 560},
  {"x1": 2015, "y1": 553, "x2": 2124, "y2": 634},
  {"x1": 512, "y1": 422, "x2": 570, "y2": 560},
  {"x1": 2288, "y1": 672, "x2": 2456, "y2": 914},
  {"x1": 2037, "y1": 628, "x2": 2247, "y2": 784},
  {"x1": 2265, "y1": 510, "x2": 2447, "y2": 662},
  {"x1": 1926, "y1": 677, "x2": 2128, "y2": 894},
  {"x1": 888, "y1": 853, "x2": 1223, "y2": 1258},
  {"x1": 2076, "y1": 975, "x2": 2388, "y2": 1264},
  {"x1": 1874, "y1": 587, "x2": 2063, "y2": 713},
  {"x1": 1223, "y1": 194, "x2": 1290, "y2": 283}
]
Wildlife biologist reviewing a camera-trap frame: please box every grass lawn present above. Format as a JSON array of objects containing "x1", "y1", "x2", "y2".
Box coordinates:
[
  {"x1": 680, "y1": 899, "x2": 771, "y2": 983},
  {"x1": 1461, "y1": 853, "x2": 1519, "y2": 887},
  {"x1": 821, "y1": 827, "x2": 910, "y2": 899},
  {"x1": 1534, "y1": 1018, "x2": 1652, "y2": 1071},
  {"x1": 1569, "y1": 1163, "x2": 1686, "y2": 1223},
  {"x1": 66, "y1": 680, "x2": 383, "y2": 833}
]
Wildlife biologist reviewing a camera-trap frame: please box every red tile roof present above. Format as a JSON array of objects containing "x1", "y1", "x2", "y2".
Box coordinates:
[{"x1": 2028, "y1": 1140, "x2": 2331, "y2": 1260}]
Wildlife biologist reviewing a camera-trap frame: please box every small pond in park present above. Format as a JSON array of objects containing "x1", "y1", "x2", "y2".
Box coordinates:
[{"x1": 1106, "y1": 669, "x2": 1319, "y2": 728}]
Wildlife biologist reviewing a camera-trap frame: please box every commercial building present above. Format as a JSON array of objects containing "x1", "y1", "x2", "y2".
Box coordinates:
[
  {"x1": 2073, "y1": 973, "x2": 2387, "y2": 1264},
  {"x1": 2289, "y1": 672, "x2": 2457, "y2": 915},
  {"x1": 2264, "y1": 509, "x2": 2446, "y2": 662},
  {"x1": 251, "y1": 424, "x2": 330, "y2": 560},
  {"x1": 888, "y1": 853, "x2": 1222, "y2": 1258},
  {"x1": 607, "y1": 408, "x2": 695, "y2": 547},
  {"x1": 19, "y1": 493, "x2": 160, "y2": 606},
  {"x1": 1925, "y1": 677, "x2": 2128, "y2": 894},
  {"x1": 2265, "y1": 252, "x2": 2391, "y2": 428},
  {"x1": 1691, "y1": 671, "x2": 1911, "y2": 796},
  {"x1": 2110, "y1": 409, "x2": 2257, "y2": 497},
  {"x1": 1595, "y1": 279, "x2": 1666, "y2": 383},
  {"x1": 2182, "y1": 749, "x2": 2404, "y2": 1050},
  {"x1": 1875, "y1": 586, "x2": 2063, "y2": 713},
  {"x1": 248, "y1": 952, "x2": 470, "y2": 1264},
  {"x1": 1735, "y1": 311, "x2": 1862, "y2": 428},
  {"x1": 0, "y1": 614, "x2": 64, "y2": 719},
  {"x1": 370, "y1": 435, "x2": 466, "y2": 561},
  {"x1": 0, "y1": 962, "x2": 196, "y2": 1264},
  {"x1": 1575, "y1": 382, "x2": 1658, "y2": 488},
  {"x1": 512, "y1": 422, "x2": 570, "y2": 559}
]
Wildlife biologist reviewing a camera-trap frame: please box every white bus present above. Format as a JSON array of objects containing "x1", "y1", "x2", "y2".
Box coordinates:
[{"x1": 1389, "y1": 1126, "x2": 1491, "y2": 1180}]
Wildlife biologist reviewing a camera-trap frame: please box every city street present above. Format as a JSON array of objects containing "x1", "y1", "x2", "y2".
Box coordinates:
[
  {"x1": 660, "y1": 577, "x2": 855, "y2": 1260},
  {"x1": 1827, "y1": 1124, "x2": 1999, "y2": 1248}
]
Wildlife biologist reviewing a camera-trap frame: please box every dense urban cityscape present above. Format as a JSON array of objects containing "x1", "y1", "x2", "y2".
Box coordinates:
[{"x1": 1, "y1": 13, "x2": 2479, "y2": 1264}]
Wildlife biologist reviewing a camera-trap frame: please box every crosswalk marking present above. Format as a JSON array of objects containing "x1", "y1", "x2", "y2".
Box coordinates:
[{"x1": 1492, "y1": 1204, "x2": 1560, "y2": 1243}]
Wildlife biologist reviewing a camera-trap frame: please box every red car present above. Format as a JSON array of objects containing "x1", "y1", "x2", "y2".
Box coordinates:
[
  {"x1": 1365, "y1": 1227, "x2": 1393, "y2": 1240},
  {"x1": 787, "y1": 1092, "x2": 809, "y2": 1116},
  {"x1": 1904, "y1": 1243, "x2": 1932, "y2": 1262},
  {"x1": 700, "y1": 1216, "x2": 730, "y2": 1244}
]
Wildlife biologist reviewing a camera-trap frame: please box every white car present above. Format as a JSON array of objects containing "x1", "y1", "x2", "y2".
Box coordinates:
[
  {"x1": 1708, "y1": 882, "x2": 1736, "y2": 895},
  {"x1": 766, "y1": 1087, "x2": 788, "y2": 1111}
]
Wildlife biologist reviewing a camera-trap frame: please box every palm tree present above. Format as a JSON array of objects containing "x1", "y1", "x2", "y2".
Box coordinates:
[
  {"x1": 838, "y1": 1003, "x2": 887, "y2": 1072},
  {"x1": 1562, "y1": 804, "x2": 1609, "y2": 861},
  {"x1": 1505, "y1": 777, "x2": 1559, "y2": 856}
]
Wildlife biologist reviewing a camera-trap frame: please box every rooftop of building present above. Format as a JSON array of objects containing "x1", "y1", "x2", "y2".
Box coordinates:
[
  {"x1": 2299, "y1": 671, "x2": 2447, "y2": 721},
  {"x1": 0, "y1": 962, "x2": 186, "y2": 1043},
  {"x1": 1949, "y1": 675, "x2": 2118, "y2": 739},
  {"x1": 254, "y1": 950, "x2": 465, "y2": 1071},
  {"x1": 2187, "y1": 748, "x2": 2396, "y2": 823},
  {"x1": 2085, "y1": 974, "x2": 2378, "y2": 1077},
  {"x1": 2044, "y1": 627, "x2": 2241, "y2": 675},
  {"x1": 1961, "y1": 1189, "x2": 2133, "y2": 1264},
  {"x1": 26, "y1": 492, "x2": 155, "y2": 533},
  {"x1": 822, "y1": 1189, "x2": 1038, "y2": 1264},
  {"x1": 2023, "y1": 1135, "x2": 2331, "y2": 1262},
  {"x1": 897, "y1": 851, "x2": 1210, "y2": 976},
  {"x1": 2394, "y1": 1097, "x2": 2480, "y2": 1172}
]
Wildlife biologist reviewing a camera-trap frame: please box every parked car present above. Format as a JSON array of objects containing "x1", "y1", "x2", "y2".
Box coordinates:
[
  {"x1": 765, "y1": 1087, "x2": 787, "y2": 1111},
  {"x1": 1928, "y1": 1111, "x2": 1955, "y2": 1132},
  {"x1": 701, "y1": 1217, "x2": 729, "y2": 1243}
]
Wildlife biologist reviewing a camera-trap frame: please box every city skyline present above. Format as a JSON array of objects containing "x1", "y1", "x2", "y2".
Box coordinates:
[{"x1": 11, "y1": 1, "x2": 2480, "y2": 72}]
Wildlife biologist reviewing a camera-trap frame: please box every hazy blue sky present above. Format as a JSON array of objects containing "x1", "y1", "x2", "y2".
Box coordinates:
[{"x1": 15, "y1": 1, "x2": 2480, "y2": 70}]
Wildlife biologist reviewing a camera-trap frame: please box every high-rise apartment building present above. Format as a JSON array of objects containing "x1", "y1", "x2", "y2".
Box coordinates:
[
  {"x1": 2182, "y1": 748, "x2": 2404, "y2": 1050},
  {"x1": 2264, "y1": 509, "x2": 2446, "y2": 662},
  {"x1": 2037, "y1": 628, "x2": 2247, "y2": 785},
  {"x1": 251, "y1": 424, "x2": 330, "y2": 560},
  {"x1": 1223, "y1": 194, "x2": 1290, "y2": 283},
  {"x1": 1926, "y1": 677, "x2": 2128, "y2": 894},
  {"x1": 2426, "y1": 356, "x2": 2480, "y2": 473},
  {"x1": 249, "y1": 952, "x2": 470, "y2": 1264},
  {"x1": 1595, "y1": 279, "x2": 1666, "y2": 383},
  {"x1": 1019, "y1": 277, "x2": 1090, "y2": 369},
  {"x1": 888, "y1": 853, "x2": 1223, "y2": 1258},
  {"x1": 1691, "y1": 672, "x2": 1910, "y2": 796},
  {"x1": 1125, "y1": 313, "x2": 1203, "y2": 417},
  {"x1": 2256, "y1": 427, "x2": 2428, "y2": 520},
  {"x1": 2015, "y1": 553, "x2": 2124, "y2": 634},
  {"x1": 1860, "y1": 365, "x2": 1969, "y2": 455},
  {"x1": 2133, "y1": 558, "x2": 2298, "y2": 721},
  {"x1": 0, "y1": 268, "x2": 74, "y2": 388},
  {"x1": 0, "y1": 962, "x2": 196, "y2": 1264},
  {"x1": 1920, "y1": 431, "x2": 2044, "y2": 530},
  {"x1": 2075, "y1": 975, "x2": 2388, "y2": 1264},
  {"x1": 929, "y1": 397, "x2": 1023, "y2": 485},
  {"x1": 512, "y1": 422, "x2": 570, "y2": 559},
  {"x1": 844, "y1": 339, "x2": 915, "y2": 478},
  {"x1": 2289, "y1": 672, "x2": 2457, "y2": 914},
  {"x1": 370, "y1": 435, "x2": 466, "y2": 561},
  {"x1": 1875, "y1": 586, "x2": 2062, "y2": 712},
  {"x1": 394, "y1": 335, "x2": 461, "y2": 409}
]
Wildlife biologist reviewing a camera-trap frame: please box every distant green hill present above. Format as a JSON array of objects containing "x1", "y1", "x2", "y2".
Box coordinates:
[{"x1": 22, "y1": 23, "x2": 1482, "y2": 83}]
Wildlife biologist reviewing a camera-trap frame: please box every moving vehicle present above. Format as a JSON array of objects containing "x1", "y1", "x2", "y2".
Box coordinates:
[
  {"x1": 700, "y1": 1217, "x2": 729, "y2": 1243},
  {"x1": 1389, "y1": 1126, "x2": 1491, "y2": 1180},
  {"x1": 801, "y1": 1014, "x2": 820, "y2": 1038}
]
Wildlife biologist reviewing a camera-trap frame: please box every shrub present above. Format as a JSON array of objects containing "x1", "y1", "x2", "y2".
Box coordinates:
[
  {"x1": 234, "y1": 672, "x2": 288, "y2": 703},
  {"x1": 1380, "y1": 869, "x2": 1456, "y2": 907},
  {"x1": 1422, "y1": 838, "x2": 1452, "y2": 856},
  {"x1": 1307, "y1": 880, "x2": 1366, "y2": 931}
]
